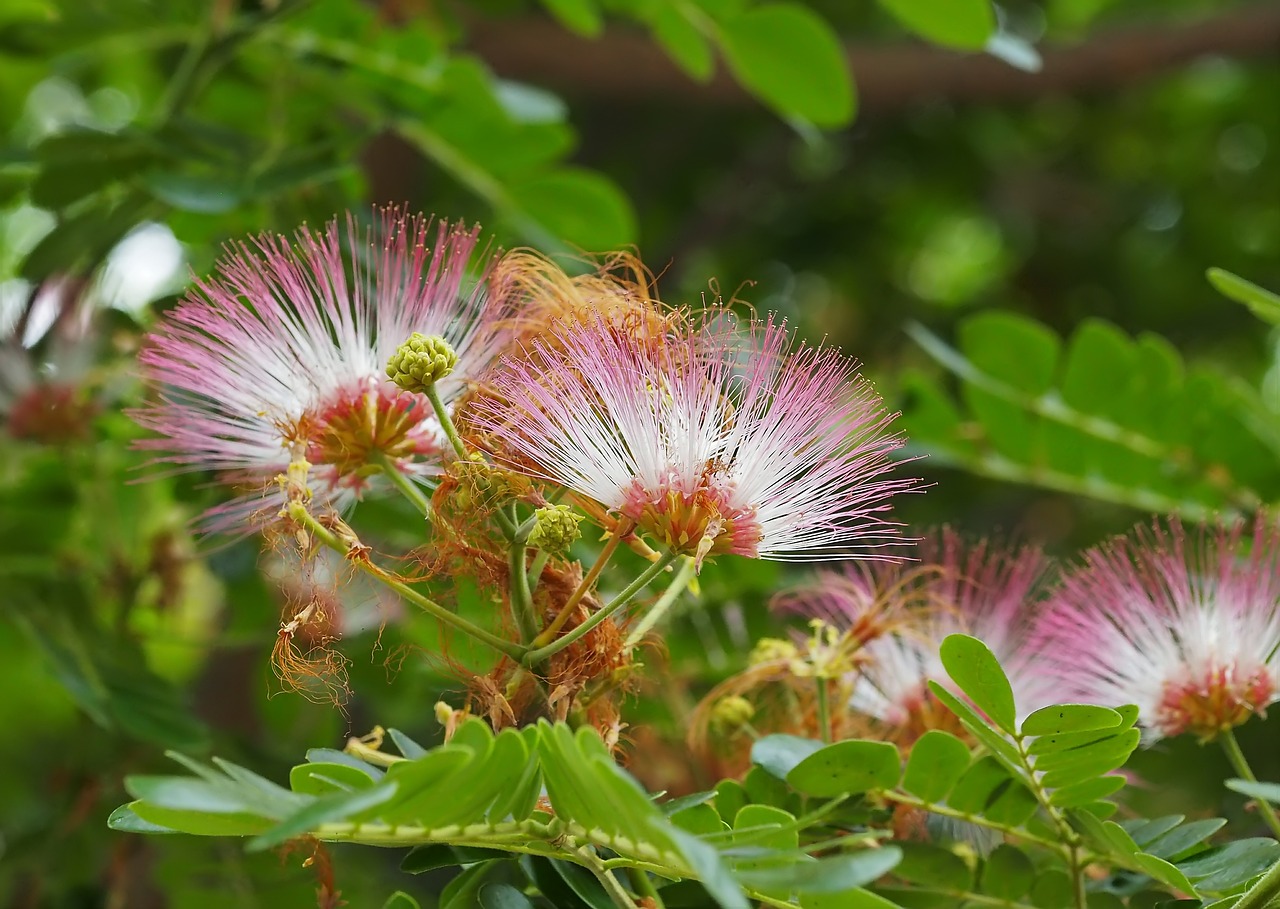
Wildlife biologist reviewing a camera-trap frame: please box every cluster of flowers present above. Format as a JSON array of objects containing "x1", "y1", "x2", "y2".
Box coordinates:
[
  {"x1": 133, "y1": 207, "x2": 1280, "y2": 750},
  {"x1": 766, "y1": 518, "x2": 1280, "y2": 750},
  {"x1": 135, "y1": 208, "x2": 914, "y2": 562}
]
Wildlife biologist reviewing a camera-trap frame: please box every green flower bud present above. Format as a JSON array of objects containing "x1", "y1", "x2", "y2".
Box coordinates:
[
  {"x1": 527, "y1": 504, "x2": 583, "y2": 555},
  {"x1": 386, "y1": 333, "x2": 458, "y2": 393},
  {"x1": 709, "y1": 695, "x2": 756, "y2": 737}
]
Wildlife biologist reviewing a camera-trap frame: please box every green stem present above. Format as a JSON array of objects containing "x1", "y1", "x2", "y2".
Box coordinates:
[
  {"x1": 527, "y1": 549, "x2": 552, "y2": 594},
  {"x1": 423, "y1": 381, "x2": 518, "y2": 538},
  {"x1": 628, "y1": 867, "x2": 664, "y2": 907},
  {"x1": 1221, "y1": 728, "x2": 1280, "y2": 839},
  {"x1": 1233, "y1": 855, "x2": 1280, "y2": 909},
  {"x1": 525, "y1": 553, "x2": 677, "y2": 666},
  {"x1": 1009, "y1": 733, "x2": 1086, "y2": 908},
  {"x1": 578, "y1": 847, "x2": 639, "y2": 909},
  {"x1": 288, "y1": 503, "x2": 524, "y2": 662},
  {"x1": 509, "y1": 539, "x2": 538, "y2": 644},
  {"x1": 878, "y1": 791, "x2": 1066, "y2": 855},
  {"x1": 623, "y1": 556, "x2": 696, "y2": 650},
  {"x1": 815, "y1": 678, "x2": 832, "y2": 744},
  {"x1": 534, "y1": 520, "x2": 633, "y2": 647},
  {"x1": 371, "y1": 452, "x2": 431, "y2": 517},
  {"x1": 425, "y1": 383, "x2": 468, "y2": 460}
]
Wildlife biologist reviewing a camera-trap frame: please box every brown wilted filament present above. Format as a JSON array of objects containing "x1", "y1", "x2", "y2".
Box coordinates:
[{"x1": 272, "y1": 597, "x2": 350, "y2": 706}]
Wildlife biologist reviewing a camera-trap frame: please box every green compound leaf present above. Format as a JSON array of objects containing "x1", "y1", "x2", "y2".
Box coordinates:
[
  {"x1": 1048, "y1": 774, "x2": 1126, "y2": 808},
  {"x1": 800, "y1": 889, "x2": 902, "y2": 909},
  {"x1": 1207, "y1": 267, "x2": 1280, "y2": 325},
  {"x1": 381, "y1": 892, "x2": 421, "y2": 909},
  {"x1": 785, "y1": 739, "x2": 901, "y2": 797},
  {"x1": 938, "y1": 634, "x2": 1017, "y2": 734},
  {"x1": 877, "y1": 0, "x2": 995, "y2": 50},
  {"x1": 901, "y1": 729, "x2": 971, "y2": 803},
  {"x1": 1021, "y1": 704, "x2": 1122, "y2": 737},
  {"x1": 716, "y1": 2, "x2": 855, "y2": 127}
]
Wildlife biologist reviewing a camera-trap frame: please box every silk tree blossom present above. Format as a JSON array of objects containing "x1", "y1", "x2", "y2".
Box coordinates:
[
  {"x1": 1030, "y1": 515, "x2": 1280, "y2": 743},
  {"x1": 134, "y1": 209, "x2": 508, "y2": 531},
  {"x1": 467, "y1": 312, "x2": 918, "y2": 562},
  {"x1": 776, "y1": 531, "x2": 1052, "y2": 745}
]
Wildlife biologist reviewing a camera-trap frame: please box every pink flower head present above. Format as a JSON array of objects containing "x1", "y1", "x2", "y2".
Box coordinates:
[
  {"x1": 1031, "y1": 514, "x2": 1280, "y2": 742},
  {"x1": 468, "y1": 311, "x2": 917, "y2": 562},
  {"x1": 134, "y1": 209, "x2": 507, "y2": 531},
  {"x1": 777, "y1": 529, "x2": 1051, "y2": 743}
]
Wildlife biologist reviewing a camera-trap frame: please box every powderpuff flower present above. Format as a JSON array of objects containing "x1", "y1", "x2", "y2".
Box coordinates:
[
  {"x1": 133, "y1": 209, "x2": 508, "y2": 531},
  {"x1": 776, "y1": 530, "x2": 1052, "y2": 745},
  {"x1": 466, "y1": 311, "x2": 917, "y2": 562},
  {"x1": 1030, "y1": 514, "x2": 1280, "y2": 743}
]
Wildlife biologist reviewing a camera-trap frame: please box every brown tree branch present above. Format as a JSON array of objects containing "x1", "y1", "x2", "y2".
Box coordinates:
[{"x1": 466, "y1": 4, "x2": 1280, "y2": 115}]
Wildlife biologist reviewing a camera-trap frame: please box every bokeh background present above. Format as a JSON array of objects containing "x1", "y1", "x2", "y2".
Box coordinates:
[{"x1": 3, "y1": 0, "x2": 1280, "y2": 905}]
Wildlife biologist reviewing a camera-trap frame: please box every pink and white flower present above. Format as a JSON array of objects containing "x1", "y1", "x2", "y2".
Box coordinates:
[
  {"x1": 776, "y1": 530, "x2": 1051, "y2": 743},
  {"x1": 1031, "y1": 514, "x2": 1280, "y2": 742},
  {"x1": 134, "y1": 209, "x2": 508, "y2": 531},
  {"x1": 467, "y1": 312, "x2": 917, "y2": 562}
]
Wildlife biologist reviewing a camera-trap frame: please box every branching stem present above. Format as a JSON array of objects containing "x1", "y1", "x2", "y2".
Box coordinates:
[
  {"x1": 525, "y1": 552, "x2": 677, "y2": 666},
  {"x1": 288, "y1": 502, "x2": 524, "y2": 661},
  {"x1": 623, "y1": 555, "x2": 696, "y2": 651},
  {"x1": 370, "y1": 451, "x2": 431, "y2": 517},
  {"x1": 1221, "y1": 728, "x2": 1280, "y2": 839},
  {"x1": 535, "y1": 519, "x2": 635, "y2": 646}
]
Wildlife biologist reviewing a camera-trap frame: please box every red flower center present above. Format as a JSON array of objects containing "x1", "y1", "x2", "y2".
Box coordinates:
[{"x1": 1156, "y1": 663, "x2": 1274, "y2": 741}]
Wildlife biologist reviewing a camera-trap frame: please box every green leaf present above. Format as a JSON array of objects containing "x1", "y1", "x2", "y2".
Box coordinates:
[
  {"x1": 1048, "y1": 774, "x2": 1126, "y2": 808},
  {"x1": 892, "y1": 842, "x2": 973, "y2": 889},
  {"x1": 801, "y1": 889, "x2": 902, "y2": 909},
  {"x1": 1226, "y1": 778, "x2": 1280, "y2": 805},
  {"x1": 735, "y1": 849, "x2": 903, "y2": 894},
  {"x1": 1207, "y1": 268, "x2": 1280, "y2": 325},
  {"x1": 716, "y1": 3, "x2": 855, "y2": 127},
  {"x1": 925, "y1": 682, "x2": 1021, "y2": 770},
  {"x1": 381, "y1": 893, "x2": 421, "y2": 909},
  {"x1": 752, "y1": 734, "x2": 824, "y2": 779},
  {"x1": 981, "y1": 844, "x2": 1034, "y2": 899},
  {"x1": 938, "y1": 634, "x2": 1017, "y2": 734},
  {"x1": 1131, "y1": 853, "x2": 1197, "y2": 895},
  {"x1": 125, "y1": 776, "x2": 261, "y2": 815},
  {"x1": 290, "y1": 762, "x2": 377, "y2": 795},
  {"x1": 672, "y1": 803, "x2": 724, "y2": 836},
  {"x1": 945, "y1": 755, "x2": 1009, "y2": 814},
  {"x1": 667, "y1": 826, "x2": 749, "y2": 909},
  {"x1": 877, "y1": 0, "x2": 995, "y2": 50},
  {"x1": 144, "y1": 171, "x2": 242, "y2": 213},
  {"x1": 1021, "y1": 704, "x2": 1122, "y2": 737},
  {"x1": 441, "y1": 861, "x2": 506, "y2": 909},
  {"x1": 733, "y1": 804, "x2": 798, "y2": 851},
  {"x1": 901, "y1": 730, "x2": 971, "y2": 803},
  {"x1": 128, "y1": 803, "x2": 276, "y2": 837},
  {"x1": 107, "y1": 804, "x2": 177, "y2": 834},
  {"x1": 247, "y1": 783, "x2": 399, "y2": 851},
  {"x1": 649, "y1": 4, "x2": 714, "y2": 80},
  {"x1": 387, "y1": 728, "x2": 429, "y2": 759},
  {"x1": 714, "y1": 779, "x2": 749, "y2": 823},
  {"x1": 1030, "y1": 870, "x2": 1074, "y2": 909},
  {"x1": 1177, "y1": 838, "x2": 1280, "y2": 890},
  {"x1": 540, "y1": 0, "x2": 603, "y2": 36},
  {"x1": 1142, "y1": 818, "x2": 1227, "y2": 860},
  {"x1": 786, "y1": 739, "x2": 901, "y2": 797},
  {"x1": 551, "y1": 858, "x2": 619, "y2": 909},
  {"x1": 1036, "y1": 729, "x2": 1141, "y2": 789},
  {"x1": 506, "y1": 167, "x2": 636, "y2": 251},
  {"x1": 479, "y1": 883, "x2": 536, "y2": 909}
]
